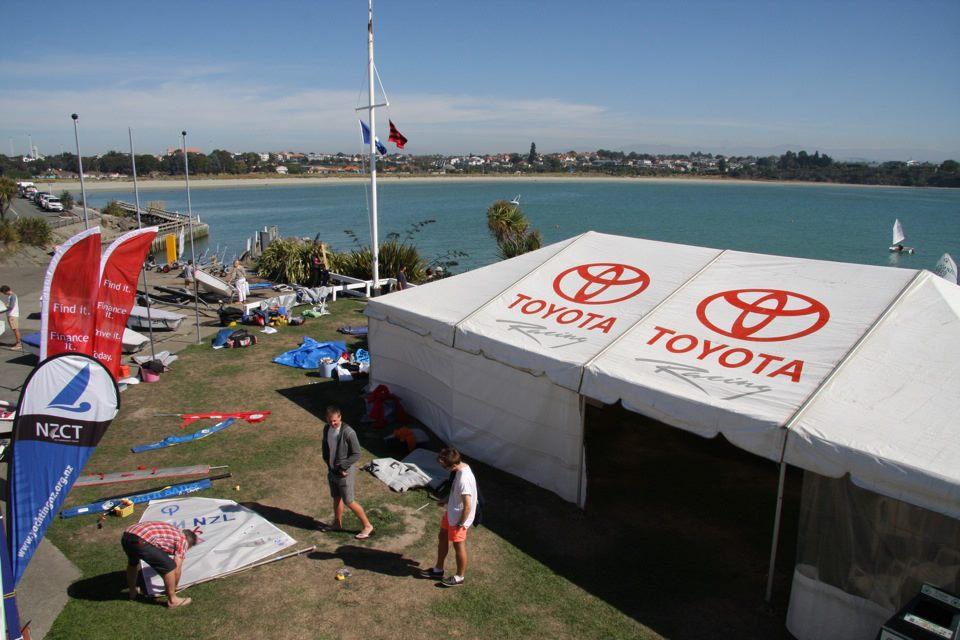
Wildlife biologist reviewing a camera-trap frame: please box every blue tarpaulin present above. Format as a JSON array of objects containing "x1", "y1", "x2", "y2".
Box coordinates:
[{"x1": 273, "y1": 337, "x2": 347, "y2": 369}]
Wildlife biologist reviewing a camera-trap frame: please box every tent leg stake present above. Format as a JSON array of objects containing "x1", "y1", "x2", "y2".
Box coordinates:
[{"x1": 764, "y1": 460, "x2": 788, "y2": 604}]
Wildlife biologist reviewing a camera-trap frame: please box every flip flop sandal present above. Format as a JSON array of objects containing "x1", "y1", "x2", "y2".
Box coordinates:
[{"x1": 355, "y1": 529, "x2": 374, "y2": 540}]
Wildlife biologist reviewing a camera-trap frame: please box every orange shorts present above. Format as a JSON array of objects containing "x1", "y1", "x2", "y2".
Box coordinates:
[{"x1": 440, "y1": 513, "x2": 468, "y2": 543}]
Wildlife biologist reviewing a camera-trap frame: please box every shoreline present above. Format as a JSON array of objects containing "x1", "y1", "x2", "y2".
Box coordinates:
[{"x1": 43, "y1": 174, "x2": 944, "y2": 192}]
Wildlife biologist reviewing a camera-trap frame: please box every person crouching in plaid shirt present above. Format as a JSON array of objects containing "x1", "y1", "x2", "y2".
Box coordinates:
[{"x1": 122, "y1": 521, "x2": 199, "y2": 608}]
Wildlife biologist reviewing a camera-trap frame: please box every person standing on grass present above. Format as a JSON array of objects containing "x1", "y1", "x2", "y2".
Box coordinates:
[
  {"x1": 321, "y1": 405, "x2": 375, "y2": 539},
  {"x1": 121, "y1": 521, "x2": 198, "y2": 608},
  {"x1": 420, "y1": 448, "x2": 478, "y2": 587},
  {"x1": 0, "y1": 286, "x2": 21, "y2": 350}
]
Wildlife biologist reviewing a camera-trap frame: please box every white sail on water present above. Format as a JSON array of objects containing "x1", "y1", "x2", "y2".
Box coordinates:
[
  {"x1": 892, "y1": 219, "x2": 906, "y2": 246},
  {"x1": 935, "y1": 253, "x2": 958, "y2": 284}
]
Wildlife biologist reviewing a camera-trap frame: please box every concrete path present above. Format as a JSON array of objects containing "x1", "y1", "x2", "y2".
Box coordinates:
[{"x1": 17, "y1": 540, "x2": 82, "y2": 640}]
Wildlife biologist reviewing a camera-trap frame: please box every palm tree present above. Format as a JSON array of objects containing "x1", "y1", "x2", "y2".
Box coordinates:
[
  {"x1": 486, "y1": 200, "x2": 528, "y2": 243},
  {"x1": 0, "y1": 177, "x2": 16, "y2": 222},
  {"x1": 486, "y1": 199, "x2": 542, "y2": 259}
]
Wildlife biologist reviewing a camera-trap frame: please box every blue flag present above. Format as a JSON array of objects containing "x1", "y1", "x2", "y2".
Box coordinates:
[
  {"x1": 6, "y1": 353, "x2": 119, "y2": 584},
  {"x1": 358, "y1": 120, "x2": 387, "y2": 156}
]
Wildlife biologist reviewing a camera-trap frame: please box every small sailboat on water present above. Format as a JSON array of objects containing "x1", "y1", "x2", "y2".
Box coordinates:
[
  {"x1": 510, "y1": 194, "x2": 521, "y2": 206},
  {"x1": 889, "y1": 219, "x2": 915, "y2": 254},
  {"x1": 935, "y1": 253, "x2": 958, "y2": 284}
]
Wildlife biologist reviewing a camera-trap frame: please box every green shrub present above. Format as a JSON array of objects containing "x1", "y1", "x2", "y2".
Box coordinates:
[
  {"x1": 15, "y1": 217, "x2": 52, "y2": 247},
  {"x1": 0, "y1": 220, "x2": 19, "y2": 245},
  {"x1": 101, "y1": 200, "x2": 126, "y2": 217},
  {"x1": 256, "y1": 238, "x2": 312, "y2": 284},
  {"x1": 330, "y1": 238, "x2": 426, "y2": 282},
  {"x1": 258, "y1": 234, "x2": 430, "y2": 285}
]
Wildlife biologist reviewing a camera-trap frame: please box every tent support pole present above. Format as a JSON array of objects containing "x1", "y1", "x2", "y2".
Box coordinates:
[
  {"x1": 764, "y1": 459, "x2": 788, "y2": 603},
  {"x1": 576, "y1": 395, "x2": 587, "y2": 509}
]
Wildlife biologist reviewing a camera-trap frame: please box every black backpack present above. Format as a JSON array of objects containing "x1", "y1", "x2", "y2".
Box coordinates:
[
  {"x1": 218, "y1": 305, "x2": 245, "y2": 326},
  {"x1": 447, "y1": 469, "x2": 485, "y2": 528}
]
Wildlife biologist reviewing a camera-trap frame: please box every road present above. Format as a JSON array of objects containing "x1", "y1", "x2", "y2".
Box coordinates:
[{"x1": 7, "y1": 192, "x2": 85, "y2": 226}]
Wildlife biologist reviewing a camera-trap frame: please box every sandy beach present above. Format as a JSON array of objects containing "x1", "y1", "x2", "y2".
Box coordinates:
[{"x1": 46, "y1": 174, "x2": 914, "y2": 192}]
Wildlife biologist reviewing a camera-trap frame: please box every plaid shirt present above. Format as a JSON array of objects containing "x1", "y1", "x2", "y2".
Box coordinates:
[{"x1": 125, "y1": 521, "x2": 188, "y2": 559}]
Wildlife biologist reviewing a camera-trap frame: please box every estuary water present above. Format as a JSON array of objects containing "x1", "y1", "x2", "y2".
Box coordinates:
[{"x1": 85, "y1": 179, "x2": 960, "y2": 274}]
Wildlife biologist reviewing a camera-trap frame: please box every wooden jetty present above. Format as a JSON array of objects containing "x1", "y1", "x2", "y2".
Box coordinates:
[{"x1": 112, "y1": 201, "x2": 209, "y2": 252}]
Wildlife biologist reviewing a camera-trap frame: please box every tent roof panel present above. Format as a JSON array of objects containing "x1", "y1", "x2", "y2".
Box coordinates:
[
  {"x1": 785, "y1": 273, "x2": 960, "y2": 518},
  {"x1": 454, "y1": 231, "x2": 722, "y2": 389},
  {"x1": 582, "y1": 250, "x2": 916, "y2": 460},
  {"x1": 364, "y1": 235, "x2": 578, "y2": 345}
]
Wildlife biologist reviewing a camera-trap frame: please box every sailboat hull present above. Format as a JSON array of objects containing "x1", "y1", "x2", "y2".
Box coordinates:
[
  {"x1": 195, "y1": 269, "x2": 235, "y2": 298},
  {"x1": 889, "y1": 246, "x2": 915, "y2": 254}
]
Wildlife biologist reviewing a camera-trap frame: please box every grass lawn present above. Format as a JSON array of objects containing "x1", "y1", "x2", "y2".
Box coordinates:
[{"x1": 46, "y1": 299, "x2": 663, "y2": 640}]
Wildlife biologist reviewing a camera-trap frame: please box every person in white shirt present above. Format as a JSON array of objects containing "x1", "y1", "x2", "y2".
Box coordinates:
[
  {"x1": 1, "y1": 286, "x2": 21, "y2": 350},
  {"x1": 228, "y1": 260, "x2": 249, "y2": 303},
  {"x1": 419, "y1": 448, "x2": 478, "y2": 587}
]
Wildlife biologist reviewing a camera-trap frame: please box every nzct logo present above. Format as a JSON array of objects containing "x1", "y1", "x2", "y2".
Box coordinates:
[
  {"x1": 553, "y1": 263, "x2": 650, "y2": 305},
  {"x1": 696, "y1": 289, "x2": 830, "y2": 342},
  {"x1": 47, "y1": 363, "x2": 93, "y2": 413}
]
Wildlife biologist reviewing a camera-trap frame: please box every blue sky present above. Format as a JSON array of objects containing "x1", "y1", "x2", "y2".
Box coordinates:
[{"x1": 2, "y1": 0, "x2": 958, "y2": 160}]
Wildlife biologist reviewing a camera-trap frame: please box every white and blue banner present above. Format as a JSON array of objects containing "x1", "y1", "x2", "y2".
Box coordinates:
[{"x1": 5, "y1": 353, "x2": 119, "y2": 585}]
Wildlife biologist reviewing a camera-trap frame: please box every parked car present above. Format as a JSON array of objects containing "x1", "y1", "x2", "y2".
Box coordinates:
[
  {"x1": 44, "y1": 197, "x2": 63, "y2": 212},
  {"x1": 35, "y1": 192, "x2": 52, "y2": 207}
]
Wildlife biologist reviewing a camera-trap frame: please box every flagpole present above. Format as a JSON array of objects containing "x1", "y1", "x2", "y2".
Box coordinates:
[
  {"x1": 181, "y1": 131, "x2": 202, "y2": 344},
  {"x1": 128, "y1": 128, "x2": 157, "y2": 361},
  {"x1": 71, "y1": 114, "x2": 89, "y2": 230},
  {"x1": 367, "y1": 0, "x2": 380, "y2": 293}
]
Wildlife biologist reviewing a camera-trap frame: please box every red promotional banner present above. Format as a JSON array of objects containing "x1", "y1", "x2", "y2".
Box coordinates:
[
  {"x1": 93, "y1": 227, "x2": 158, "y2": 378},
  {"x1": 40, "y1": 227, "x2": 101, "y2": 360}
]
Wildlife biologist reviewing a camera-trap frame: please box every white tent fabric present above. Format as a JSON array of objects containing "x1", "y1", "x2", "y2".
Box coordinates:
[
  {"x1": 582, "y1": 250, "x2": 915, "y2": 462},
  {"x1": 369, "y1": 320, "x2": 583, "y2": 502},
  {"x1": 365, "y1": 231, "x2": 960, "y2": 517},
  {"x1": 454, "y1": 233, "x2": 721, "y2": 390},
  {"x1": 139, "y1": 497, "x2": 296, "y2": 595},
  {"x1": 785, "y1": 273, "x2": 960, "y2": 519},
  {"x1": 366, "y1": 237, "x2": 577, "y2": 345}
]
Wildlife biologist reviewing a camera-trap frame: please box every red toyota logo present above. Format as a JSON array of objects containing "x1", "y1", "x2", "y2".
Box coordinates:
[
  {"x1": 696, "y1": 289, "x2": 830, "y2": 342},
  {"x1": 552, "y1": 263, "x2": 650, "y2": 305}
]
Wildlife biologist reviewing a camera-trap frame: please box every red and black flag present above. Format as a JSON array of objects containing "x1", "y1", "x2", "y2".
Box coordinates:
[{"x1": 388, "y1": 120, "x2": 408, "y2": 149}]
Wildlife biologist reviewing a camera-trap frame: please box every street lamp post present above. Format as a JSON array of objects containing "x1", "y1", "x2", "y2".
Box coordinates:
[
  {"x1": 71, "y1": 114, "x2": 89, "y2": 229},
  {"x1": 181, "y1": 131, "x2": 202, "y2": 344}
]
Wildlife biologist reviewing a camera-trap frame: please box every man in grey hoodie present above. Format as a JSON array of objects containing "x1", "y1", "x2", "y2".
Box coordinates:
[{"x1": 321, "y1": 405, "x2": 374, "y2": 539}]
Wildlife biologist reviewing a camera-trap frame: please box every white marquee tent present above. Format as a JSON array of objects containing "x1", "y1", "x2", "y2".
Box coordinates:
[{"x1": 365, "y1": 231, "x2": 960, "y2": 639}]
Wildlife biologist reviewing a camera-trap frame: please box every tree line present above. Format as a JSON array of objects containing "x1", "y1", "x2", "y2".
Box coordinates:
[{"x1": 1, "y1": 148, "x2": 957, "y2": 188}]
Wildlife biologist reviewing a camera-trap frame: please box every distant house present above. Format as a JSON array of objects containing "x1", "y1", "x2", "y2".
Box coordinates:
[
  {"x1": 275, "y1": 165, "x2": 289, "y2": 174},
  {"x1": 167, "y1": 147, "x2": 201, "y2": 156}
]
